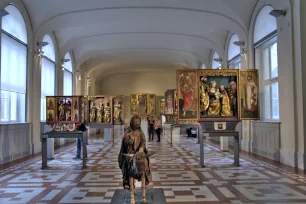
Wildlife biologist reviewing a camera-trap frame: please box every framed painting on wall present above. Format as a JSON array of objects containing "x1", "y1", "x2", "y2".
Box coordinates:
[
  {"x1": 177, "y1": 69, "x2": 198, "y2": 120},
  {"x1": 239, "y1": 69, "x2": 259, "y2": 120},
  {"x1": 198, "y1": 69, "x2": 239, "y2": 121}
]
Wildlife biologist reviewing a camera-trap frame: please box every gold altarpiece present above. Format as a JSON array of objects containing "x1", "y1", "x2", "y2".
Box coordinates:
[{"x1": 176, "y1": 69, "x2": 259, "y2": 121}]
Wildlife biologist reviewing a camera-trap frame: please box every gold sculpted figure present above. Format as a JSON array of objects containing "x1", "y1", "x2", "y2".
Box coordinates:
[
  {"x1": 220, "y1": 85, "x2": 232, "y2": 116},
  {"x1": 131, "y1": 98, "x2": 137, "y2": 112},
  {"x1": 114, "y1": 102, "x2": 122, "y2": 122},
  {"x1": 89, "y1": 102, "x2": 96, "y2": 123},
  {"x1": 104, "y1": 103, "x2": 111, "y2": 123},
  {"x1": 208, "y1": 81, "x2": 221, "y2": 116},
  {"x1": 97, "y1": 103, "x2": 103, "y2": 123}
]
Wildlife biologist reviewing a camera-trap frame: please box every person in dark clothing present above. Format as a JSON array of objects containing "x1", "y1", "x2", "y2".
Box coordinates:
[
  {"x1": 155, "y1": 116, "x2": 162, "y2": 142},
  {"x1": 148, "y1": 116, "x2": 155, "y2": 141},
  {"x1": 186, "y1": 128, "x2": 192, "y2": 137}
]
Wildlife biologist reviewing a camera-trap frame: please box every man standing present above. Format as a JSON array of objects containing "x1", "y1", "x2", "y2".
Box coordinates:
[{"x1": 148, "y1": 116, "x2": 155, "y2": 141}]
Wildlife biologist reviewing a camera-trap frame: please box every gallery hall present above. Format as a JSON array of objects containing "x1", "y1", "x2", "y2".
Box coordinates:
[{"x1": 0, "y1": 0, "x2": 306, "y2": 203}]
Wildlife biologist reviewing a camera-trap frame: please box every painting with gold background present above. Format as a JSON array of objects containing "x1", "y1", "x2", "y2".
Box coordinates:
[
  {"x1": 177, "y1": 70, "x2": 198, "y2": 120},
  {"x1": 239, "y1": 69, "x2": 259, "y2": 120},
  {"x1": 159, "y1": 99, "x2": 165, "y2": 115},
  {"x1": 198, "y1": 69, "x2": 239, "y2": 121},
  {"x1": 165, "y1": 90, "x2": 174, "y2": 115},
  {"x1": 147, "y1": 94, "x2": 156, "y2": 115}
]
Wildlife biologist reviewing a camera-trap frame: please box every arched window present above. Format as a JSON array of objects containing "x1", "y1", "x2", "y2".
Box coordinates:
[
  {"x1": 254, "y1": 5, "x2": 279, "y2": 120},
  {"x1": 228, "y1": 34, "x2": 241, "y2": 69},
  {"x1": 1, "y1": 5, "x2": 27, "y2": 122},
  {"x1": 212, "y1": 51, "x2": 221, "y2": 69},
  {"x1": 41, "y1": 35, "x2": 56, "y2": 121},
  {"x1": 63, "y1": 52, "x2": 73, "y2": 95}
]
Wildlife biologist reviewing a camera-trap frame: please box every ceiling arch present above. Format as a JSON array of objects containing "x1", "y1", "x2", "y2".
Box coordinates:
[{"x1": 21, "y1": 0, "x2": 258, "y2": 76}]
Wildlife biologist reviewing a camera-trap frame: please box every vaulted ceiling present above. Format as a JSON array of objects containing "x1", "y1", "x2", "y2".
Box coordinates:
[{"x1": 21, "y1": 0, "x2": 258, "y2": 76}]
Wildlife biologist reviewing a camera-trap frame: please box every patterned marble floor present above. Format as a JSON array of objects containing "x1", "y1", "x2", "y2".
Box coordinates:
[{"x1": 1, "y1": 131, "x2": 306, "y2": 204}]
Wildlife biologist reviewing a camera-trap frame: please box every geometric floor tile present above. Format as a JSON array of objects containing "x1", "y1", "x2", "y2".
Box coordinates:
[
  {"x1": 214, "y1": 169, "x2": 269, "y2": 180},
  {"x1": 8, "y1": 172, "x2": 66, "y2": 183},
  {"x1": 156, "y1": 186, "x2": 219, "y2": 202},
  {"x1": 152, "y1": 171, "x2": 200, "y2": 181},
  {"x1": 0, "y1": 130, "x2": 305, "y2": 204},
  {"x1": 59, "y1": 187, "x2": 116, "y2": 203},
  {"x1": 233, "y1": 184, "x2": 306, "y2": 200},
  {"x1": 0, "y1": 188, "x2": 45, "y2": 203}
]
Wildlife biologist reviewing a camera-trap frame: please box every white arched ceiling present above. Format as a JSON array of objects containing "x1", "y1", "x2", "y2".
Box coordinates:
[{"x1": 22, "y1": 0, "x2": 258, "y2": 76}]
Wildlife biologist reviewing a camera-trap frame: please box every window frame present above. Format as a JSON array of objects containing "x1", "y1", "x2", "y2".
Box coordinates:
[
  {"x1": 228, "y1": 54, "x2": 241, "y2": 69},
  {"x1": 0, "y1": 9, "x2": 28, "y2": 123},
  {"x1": 63, "y1": 52, "x2": 73, "y2": 95},
  {"x1": 255, "y1": 33, "x2": 279, "y2": 121},
  {"x1": 40, "y1": 51, "x2": 56, "y2": 122}
]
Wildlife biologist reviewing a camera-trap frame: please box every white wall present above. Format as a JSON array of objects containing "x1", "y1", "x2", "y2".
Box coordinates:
[{"x1": 96, "y1": 71, "x2": 177, "y2": 96}]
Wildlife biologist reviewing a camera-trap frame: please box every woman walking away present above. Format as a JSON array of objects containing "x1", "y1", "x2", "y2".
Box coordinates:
[{"x1": 155, "y1": 116, "x2": 161, "y2": 142}]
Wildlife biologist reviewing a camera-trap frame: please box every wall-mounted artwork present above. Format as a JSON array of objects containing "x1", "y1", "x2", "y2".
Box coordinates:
[
  {"x1": 88, "y1": 95, "x2": 113, "y2": 124},
  {"x1": 147, "y1": 94, "x2": 156, "y2": 115},
  {"x1": 113, "y1": 95, "x2": 124, "y2": 125},
  {"x1": 198, "y1": 70, "x2": 239, "y2": 121},
  {"x1": 159, "y1": 99, "x2": 165, "y2": 115},
  {"x1": 239, "y1": 69, "x2": 259, "y2": 120},
  {"x1": 57, "y1": 97, "x2": 73, "y2": 122},
  {"x1": 46, "y1": 96, "x2": 86, "y2": 124},
  {"x1": 130, "y1": 94, "x2": 138, "y2": 115},
  {"x1": 174, "y1": 89, "x2": 178, "y2": 114},
  {"x1": 165, "y1": 90, "x2": 174, "y2": 115},
  {"x1": 177, "y1": 70, "x2": 198, "y2": 120}
]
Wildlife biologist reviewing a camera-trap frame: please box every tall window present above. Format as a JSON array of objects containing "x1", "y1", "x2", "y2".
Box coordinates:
[
  {"x1": 228, "y1": 34, "x2": 241, "y2": 69},
  {"x1": 254, "y1": 5, "x2": 279, "y2": 120},
  {"x1": 1, "y1": 5, "x2": 27, "y2": 123},
  {"x1": 63, "y1": 52, "x2": 73, "y2": 95},
  {"x1": 41, "y1": 35, "x2": 56, "y2": 121},
  {"x1": 212, "y1": 51, "x2": 221, "y2": 69}
]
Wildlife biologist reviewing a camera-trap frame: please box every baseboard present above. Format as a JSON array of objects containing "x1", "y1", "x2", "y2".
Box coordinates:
[{"x1": 280, "y1": 148, "x2": 295, "y2": 167}]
